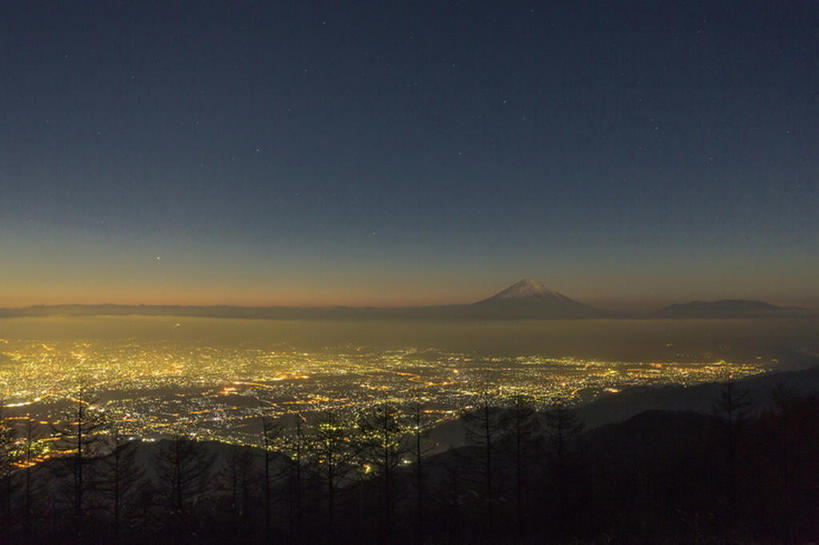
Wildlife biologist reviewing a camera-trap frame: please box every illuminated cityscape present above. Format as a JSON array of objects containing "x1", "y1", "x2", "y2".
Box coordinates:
[
  {"x1": 0, "y1": 331, "x2": 766, "y2": 450},
  {"x1": 1, "y1": 0, "x2": 816, "y2": 542}
]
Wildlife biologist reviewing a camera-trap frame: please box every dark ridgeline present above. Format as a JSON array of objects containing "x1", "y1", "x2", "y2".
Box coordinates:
[
  {"x1": 3, "y1": 283, "x2": 814, "y2": 321},
  {"x1": 0, "y1": 377, "x2": 816, "y2": 545}
]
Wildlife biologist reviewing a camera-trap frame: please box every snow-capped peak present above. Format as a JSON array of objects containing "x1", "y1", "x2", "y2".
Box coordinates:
[{"x1": 491, "y1": 278, "x2": 558, "y2": 299}]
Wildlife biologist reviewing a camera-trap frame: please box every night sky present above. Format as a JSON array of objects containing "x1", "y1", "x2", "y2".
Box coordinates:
[{"x1": 1, "y1": 1, "x2": 816, "y2": 307}]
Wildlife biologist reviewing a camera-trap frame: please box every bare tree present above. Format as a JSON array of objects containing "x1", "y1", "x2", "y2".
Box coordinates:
[
  {"x1": 283, "y1": 414, "x2": 308, "y2": 545},
  {"x1": 261, "y1": 416, "x2": 281, "y2": 541},
  {"x1": 312, "y1": 410, "x2": 357, "y2": 543},
  {"x1": 22, "y1": 416, "x2": 36, "y2": 542},
  {"x1": 714, "y1": 381, "x2": 753, "y2": 474},
  {"x1": 96, "y1": 421, "x2": 143, "y2": 544},
  {"x1": 358, "y1": 403, "x2": 408, "y2": 545},
  {"x1": 712, "y1": 378, "x2": 753, "y2": 540},
  {"x1": 410, "y1": 401, "x2": 432, "y2": 545},
  {"x1": 462, "y1": 391, "x2": 503, "y2": 538},
  {"x1": 715, "y1": 381, "x2": 753, "y2": 459},
  {"x1": 220, "y1": 443, "x2": 257, "y2": 539},
  {"x1": 52, "y1": 387, "x2": 104, "y2": 532},
  {"x1": 154, "y1": 432, "x2": 214, "y2": 537},
  {"x1": 0, "y1": 402, "x2": 15, "y2": 528},
  {"x1": 543, "y1": 397, "x2": 583, "y2": 532},
  {"x1": 500, "y1": 395, "x2": 539, "y2": 543}
]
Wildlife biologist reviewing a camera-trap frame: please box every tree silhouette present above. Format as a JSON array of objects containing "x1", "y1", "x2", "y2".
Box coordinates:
[
  {"x1": 499, "y1": 394, "x2": 539, "y2": 543},
  {"x1": 96, "y1": 420, "x2": 144, "y2": 544},
  {"x1": 714, "y1": 380, "x2": 753, "y2": 467},
  {"x1": 410, "y1": 401, "x2": 432, "y2": 545},
  {"x1": 22, "y1": 416, "x2": 37, "y2": 543},
  {"x1": 0, "y1": 402, "x2": 15, "y2": 530},
  {"x1": 284, "y1": 414, "x2": 308, "y2": 545},
  {"x1": 462, "y1": 391, "x2": 503, "y2": 539},
  {"x1": 543, "y1": 397, "x2": 583, "y2": 534},
  {"x1": 713, "y1": 379, "x2": 753, "y2": 536},
  {"x1": 220, "y1": 443, "x2": 257, "y2": 540},
  {"x1": 261, "y1": 416, "x2": 281, "y2": 542},
  {"x1": 52, "y1": 387, "x2": 104, "y2": 536},
  {"x1": 154, "y1": 432, "x2": 214, "y2": 541},
  {"x1": 312, "y1": 410, "x2": 357, "y2": 543},
  {"x1": 358, "y1": 403, "x2": 408, "y2": 544},
  {"x1": 0, "y1": 389, "x2": 817, "y2": 545}
]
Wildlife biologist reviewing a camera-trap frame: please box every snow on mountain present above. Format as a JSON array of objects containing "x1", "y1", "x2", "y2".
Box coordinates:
[
  {"x1": 469, "y1": 279, "x2": 599, "y2": 318},
  {"x1": 484, "y1": 278, "x2": 562, "y2": 300}
]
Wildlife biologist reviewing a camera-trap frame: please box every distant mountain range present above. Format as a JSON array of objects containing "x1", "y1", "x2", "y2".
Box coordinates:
[
  {"x1": 655, "y1": 299, "x2": 804, "y2": 318},
  {"x1": 0, "y1": 279, "x2": 813, "y2": 320}
]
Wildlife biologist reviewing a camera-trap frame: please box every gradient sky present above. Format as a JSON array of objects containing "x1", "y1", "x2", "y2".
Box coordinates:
[{"x1": 1, "y1": 1, "x2": 816, "y2": 308}]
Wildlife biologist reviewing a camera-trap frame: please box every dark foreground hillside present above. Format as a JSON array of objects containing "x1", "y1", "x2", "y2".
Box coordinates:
[{"x1": 0, "y1": 382, "x2": 816, "y2": 545}]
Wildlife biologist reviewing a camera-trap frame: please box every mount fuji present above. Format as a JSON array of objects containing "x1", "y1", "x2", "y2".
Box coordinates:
[{"x1": 465, "y1": 279, "x2": 599, "y2": 319}]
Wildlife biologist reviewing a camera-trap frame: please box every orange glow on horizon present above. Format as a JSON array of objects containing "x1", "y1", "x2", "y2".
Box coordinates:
[{"x1": 0, "y1": 289, "x2": 479, "y2": 309}]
